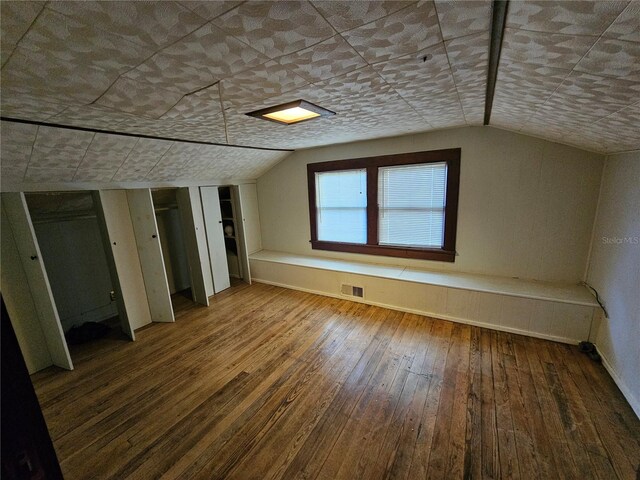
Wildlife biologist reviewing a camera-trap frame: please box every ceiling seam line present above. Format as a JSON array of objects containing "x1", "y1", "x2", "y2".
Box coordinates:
[
  {"x1": 179, "y1": 1, "x2": 248, "y2": 23},
  {"x1": 433, "y1": 1, "x2": 467, "y2": 126},
  {"x1": 329, "y1": 1, "x2": 421, "y2": 36},
  {"x1": 88, "y1": 9, "x2": 247, "y2": 107},
  {"x1": 110, "y1": 141, "x2": 140, "y2": 183},
  {"x1": 22, "y1": 124, "x2": 40, "y2": 182},
  {"x1": 218, "y1": 83, "x2": 230, "y2": 145},
  {"x1": 484, "y1": 0, "x2": 509, "y2": 126},
  {"x1": 0, "y1": 1, "x2": 47, "y2": 70},
  {"x1": 113, "y1": 137, "x2": 143, "y2": 179},
  {"x1": 312, "y1": 4, "x2": 435, "y2": 130},
  {"x1": 106, "y1": 14, "x2": 222, "y2": 82},
  {"x1": 70, "y1": 132, "x2": 96, "y2": 182},
  {"x1": 249, "y1": 0, "x2": 424, "y2": 70},
  {"x1": 0, "y1": 117, "x2": 293, "y2": 152},
  {"x1": 307, "y1": 2, "x2": 340, "y2": 37}
]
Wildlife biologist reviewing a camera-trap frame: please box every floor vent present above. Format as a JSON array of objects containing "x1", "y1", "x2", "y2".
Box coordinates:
[{"x1": 341, "y1": 284, "x2": 364, "y2": 298}]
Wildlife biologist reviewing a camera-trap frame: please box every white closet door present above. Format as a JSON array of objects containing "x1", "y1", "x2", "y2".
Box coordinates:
[
  {"x1": 127, "y1": 189, "x2": 174, "y2": 323},
  {"x1": 200, "y1": 186, "x2": 231, "y2": 293},
  {"x1": 232, "y1": 186, "x2": 251, "y2": 284},
  {"x1": 94, "y1": 190, "x2": 152, "y2": 338},
  {"x1": 238, "y1": 183, "x2": 262, "y2": 255},
  {"x1": 176, "y1": 187, "x2": 211, "y2": 305},
  {"x1": 1, "y1": 205, "x2": 51, "y2": 373},
  {"x1": 1, "y1": 193, "x2": 73, "y2": 370}
]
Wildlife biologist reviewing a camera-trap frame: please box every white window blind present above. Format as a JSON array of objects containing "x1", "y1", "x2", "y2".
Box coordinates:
[
  {"x1": 315, "y1": 169, "x2": 367, "y2": 243},
  {"x1": 378, "y1": 162, "x2": 447, "y2": 248}
]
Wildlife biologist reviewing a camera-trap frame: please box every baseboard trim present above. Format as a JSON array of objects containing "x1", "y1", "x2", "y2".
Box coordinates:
[
  {"x1": 252, "y1": 277, "x2": 579, "y2": 345},
  {"x1": 597, "y1": 347, "x2": 640, "y2": 420}
]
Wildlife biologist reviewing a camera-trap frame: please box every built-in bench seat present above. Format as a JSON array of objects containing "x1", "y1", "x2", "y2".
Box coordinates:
[{"x1": 249, "y1": 250, "x2": 600, "y2": 345}]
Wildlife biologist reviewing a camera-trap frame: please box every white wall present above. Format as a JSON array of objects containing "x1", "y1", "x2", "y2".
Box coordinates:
[
  {"x1": 587, "y1": 151, "x2": 640, "y2": 417},
  {"x1": 257, "y1": 127, "x2": 604, "y2": 283},
  {"x1": 33, "y1": 217, "x2": 117, "y2": 331}
]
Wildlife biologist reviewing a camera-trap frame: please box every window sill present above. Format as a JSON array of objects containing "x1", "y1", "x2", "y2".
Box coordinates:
[{"x1": 311, "y1": 240, "x2": 456, "y2": 262}]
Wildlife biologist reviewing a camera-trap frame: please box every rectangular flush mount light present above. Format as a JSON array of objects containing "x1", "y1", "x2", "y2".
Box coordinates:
[{"x1": 246, "y1": 99, "x2": 335, "y2": 125}]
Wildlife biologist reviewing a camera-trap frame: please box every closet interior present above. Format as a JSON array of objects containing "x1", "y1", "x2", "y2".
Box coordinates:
[
  {"x1": 24, "y1": 192, "x2": 129, "y2": 357},
  {"x1": 151, "y1": 188, "x2": 193, "y2": 309},
  {"x1": 219, "y1": 186, "x2": 242, "y2": 280}
]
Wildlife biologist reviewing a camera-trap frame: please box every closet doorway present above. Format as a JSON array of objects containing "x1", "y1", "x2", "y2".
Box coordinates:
[
  {"x1": 200, "y1": 185, "x2": 251, "y2": 294},
  {"x1": 25, "y1": 192, "x2": 133, "y2": 361},
  {"x1": 151, "y1": 188, "x2": 196, "y2": 311}
]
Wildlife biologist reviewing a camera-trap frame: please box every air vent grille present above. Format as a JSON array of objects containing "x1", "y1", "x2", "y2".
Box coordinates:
[{"x1": 341, "y1": 284, "x2": 364, "y2": 298}]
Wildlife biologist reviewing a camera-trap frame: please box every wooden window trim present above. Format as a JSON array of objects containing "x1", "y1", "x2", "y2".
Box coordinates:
[{"x1": 307, "y1": 148, "x2": 461, "y2": 263}]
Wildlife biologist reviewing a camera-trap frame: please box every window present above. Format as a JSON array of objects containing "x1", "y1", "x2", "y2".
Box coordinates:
[
  {"x1": 378, "y1": 163, "x2": 447, "y2": 248},
  {"x1": 307, "y1": 148, "x2": 460, "y2": 262},
  {"x1": 315, "y1": 169, "x2": 367, "y2": 243}
]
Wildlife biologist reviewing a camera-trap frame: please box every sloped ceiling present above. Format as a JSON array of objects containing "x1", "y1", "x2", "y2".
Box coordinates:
[{"x1": 0, "y1": 0, "x2": 638, "y2": 190}]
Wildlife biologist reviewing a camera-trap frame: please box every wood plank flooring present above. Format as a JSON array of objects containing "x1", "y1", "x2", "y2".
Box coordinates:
[{"x1": 31, "y1": 282, "x2": 640, "y2": 479}]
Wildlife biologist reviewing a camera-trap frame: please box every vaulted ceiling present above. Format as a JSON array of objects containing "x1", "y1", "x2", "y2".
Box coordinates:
[{"x1": 1, "y1": 1, "x2": 638, "y2": 190}]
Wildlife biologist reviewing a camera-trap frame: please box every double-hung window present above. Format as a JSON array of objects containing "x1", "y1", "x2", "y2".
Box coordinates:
[{"x1": 307, "y1": 148, "x2": 460, "y2": 262}]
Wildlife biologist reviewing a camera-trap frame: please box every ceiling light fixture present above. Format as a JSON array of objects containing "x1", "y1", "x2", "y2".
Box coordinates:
[{"x1": 246, "y1": 99, "x2": 335, "y2": 125}]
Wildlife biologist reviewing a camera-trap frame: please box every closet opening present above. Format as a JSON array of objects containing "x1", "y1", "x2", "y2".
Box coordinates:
[
  {"x1": 24, "y1": 192, "x2": 129, "y2": 360},
  {"x1": 151, "y1": 188, "x2": 194, "y2": 311},
  {"x1": 218, "y1": 186, "x2": 243, "y2": 283},
  {"x1": 200, "y1": 185, "x2": 251, "y2": 295}
]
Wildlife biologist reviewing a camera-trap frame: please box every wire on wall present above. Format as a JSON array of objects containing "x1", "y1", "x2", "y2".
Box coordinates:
[{"x1": 581, "y1": 281, "x2": 609, "y2": 318}]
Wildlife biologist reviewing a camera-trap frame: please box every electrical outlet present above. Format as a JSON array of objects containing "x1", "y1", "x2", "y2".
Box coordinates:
[{"x1": 110, "y1": 291, "x2": 116, "y2": 301}]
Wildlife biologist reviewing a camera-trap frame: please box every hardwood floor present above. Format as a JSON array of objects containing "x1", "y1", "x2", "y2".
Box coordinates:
[{"x1": 31, "y1": 282, "x2": 640, "y2": 479}]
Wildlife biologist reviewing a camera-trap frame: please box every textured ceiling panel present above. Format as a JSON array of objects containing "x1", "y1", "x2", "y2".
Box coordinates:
[
  {"x1": 95, "y1": 77, "x2": 185, "y2": 118},
  {"x1": 579, "y1": 102, "x2": 640, "y2": 153},
  {"x1": 506, "y1": 0, "x2": 626, "y2": 35},
  {"x1": 0, "y1": 94, "x2": 68, "y2": 122},
  {"x1": 124, "y1": 54, "x2": 220, "y2": 94},
  {"x1": 17, "y1": 8, "x2": 154, "y2": 73},
  {"x1": 0, "y1": 0, "x2": 45, "y2": 66},
  {"x1": 434, "y1": 0, "x2": 492, "y2": 40},
  {"x1": 492, "y1": 0, "x2": 637, "y2": 153},
  {"x1": 341, "y1": 2, "x2": 441, "y2": 64},
  {"x1": 78, "y1": 134, "x2": 139, "y2": 170},
  {"x1": 0, "y1": 121, "x2": 38, "y2": 145},
  {"x1": 221, "y1": 60, "x2": 308, "y2": 107},
  {"x1": 574, "y1": 37, "x2": 640, "y2": 81},
  {"x1": 25, "y1": 166, "x2": 77, "y2": 183},
  {"x1": 1, "y1": 0, "x2": 638, "y2": 191},
  {"x1": 212, "y1": 1, "x2": 335, "y2": 58},
  {"x1": 501, "y1": 28, "x2": 595, "y2": 70},
  {"x1": 161, "y1": 87, "x2": 223, "y2": 121},
  {"x1": 28, "y1": 146, "x2": 88, "y2": 169},
  {"x1": 277, "y1": 34, "x2": 368, "y2": 83},
  {"x1": 603, "y1": 2, "x2": 640, "y2": 42},
  {"x1": 1, "y1": 47, "x2": 117, "y2": 104},
  {"x1": 444, "y1": 31, "x2": 490, "y2": 124},
  {"x1": 311, "y1": 1, "x2": 414, "y2": 33},
  {"x1": 178, "y1": 1, "x2": 243, "y2": 21},
  {"x1": 33, "y1": 126, "x2": 94, "y2": 151},
  {"x1": 47, "y1": 1, "x2": 207, "y2": 50},
  {"x1": 0, "y1": 121, "x2": 290, "y2": 188},
  {"x1": 124, "y1": 22, "x2": 270, "y2": 92},
  {"x1": 373, "y1": 43, "x2": 457, "y2": 118},
  {"x1": 47, "y1": 106, "x2": 140, "y2": 130},
  {"x1": 73, "y1": 168, "x2": 118, "y2": 183}
]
